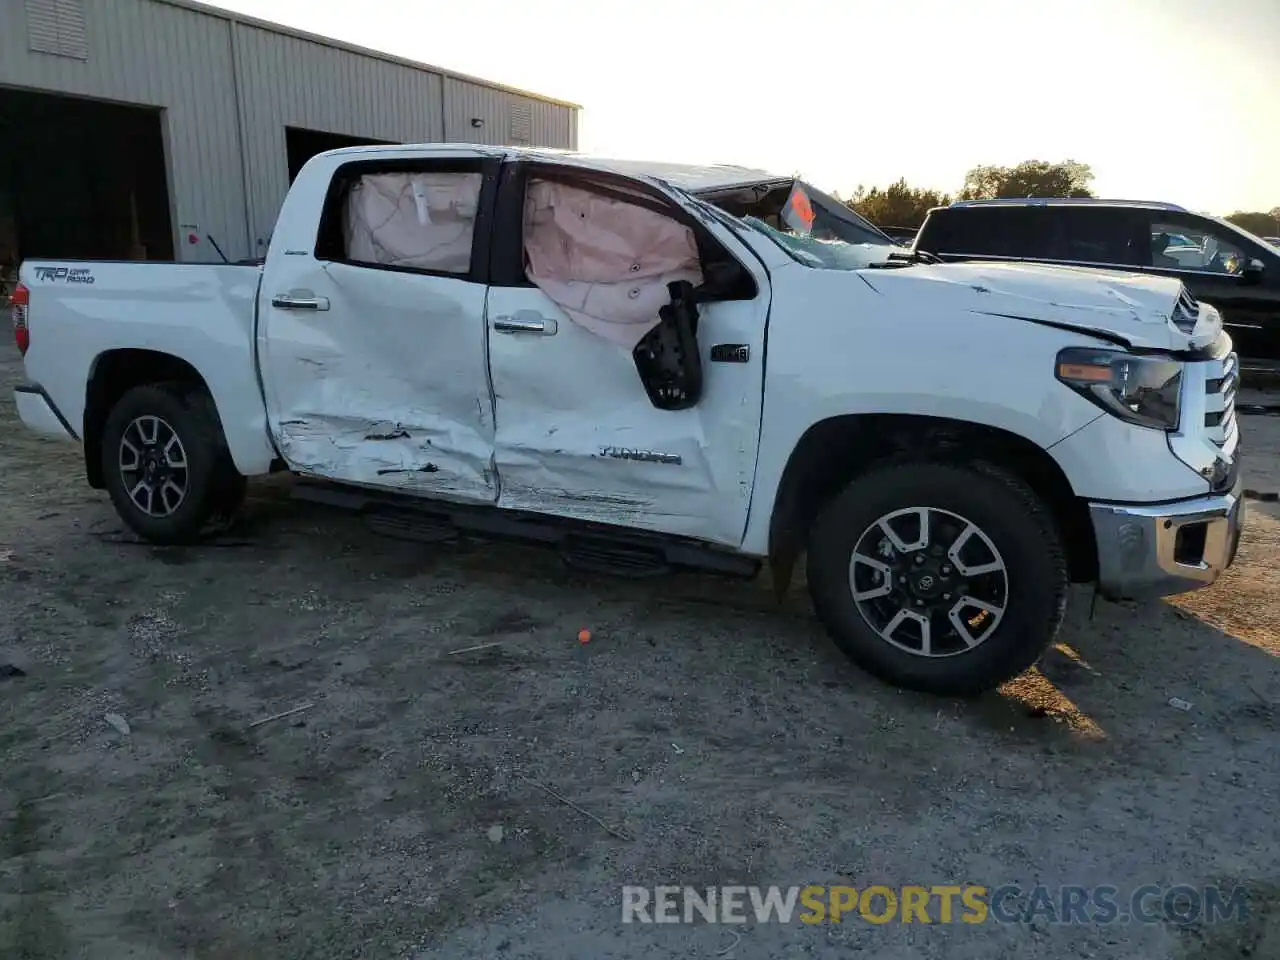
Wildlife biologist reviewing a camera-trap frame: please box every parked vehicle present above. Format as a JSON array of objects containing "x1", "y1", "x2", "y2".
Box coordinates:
[
  {"x1": 877, "y1": 225, "x2": 921, "y2": 246},
  {"x1": 8, "y1": 146, "x2": 1244, "y2": 695},
  {"x1": 912, "y1": 198, "x2": 1280, "y2": 372}
]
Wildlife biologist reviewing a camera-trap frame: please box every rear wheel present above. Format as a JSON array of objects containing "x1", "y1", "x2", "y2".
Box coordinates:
[
  {"x1": 806, "y1": 461, "x2": 1068, "y2": 696},
  {"x1": 101, "y1": 383, "x2": 243, "y2": 545}
]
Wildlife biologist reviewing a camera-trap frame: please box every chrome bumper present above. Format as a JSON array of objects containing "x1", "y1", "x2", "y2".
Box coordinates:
[{"x1": 1089, "y1": 477, "x2": 1244, "y2": 600}]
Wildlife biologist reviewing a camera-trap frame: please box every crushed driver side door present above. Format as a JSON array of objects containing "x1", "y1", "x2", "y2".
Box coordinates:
[
  {"x1": 483, "y1": 162, "x2": 772, "y2": 547},
  {"x1": 258, "y1": 151, "x2": 501, "y2": 503}
]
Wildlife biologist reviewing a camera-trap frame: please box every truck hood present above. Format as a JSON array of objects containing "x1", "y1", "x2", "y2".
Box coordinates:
[{"x1": 862, "y1": 259, "x2": 1220, "y2": 352}]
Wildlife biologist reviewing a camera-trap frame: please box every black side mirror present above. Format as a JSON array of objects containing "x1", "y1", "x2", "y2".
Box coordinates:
[
  {"x1": 633, "y1": 281, "x2": 704, "y2": 411},
  {"x1": 1243, "y1": 258, "x2": 1265, "y2": 284}
]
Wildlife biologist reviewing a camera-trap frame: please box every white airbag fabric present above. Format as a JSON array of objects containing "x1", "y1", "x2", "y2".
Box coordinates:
[
  {"x1": 345, "y1": 172, "x2": 481, "y2": 274},
  {"x1": 523, "y1": 179, "x2": 703, "y2": 349}
]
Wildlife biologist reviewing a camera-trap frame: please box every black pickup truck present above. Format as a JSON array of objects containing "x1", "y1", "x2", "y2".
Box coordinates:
[{"x1": 913, "y1": 198, "x2": 1280, "y2": 372}]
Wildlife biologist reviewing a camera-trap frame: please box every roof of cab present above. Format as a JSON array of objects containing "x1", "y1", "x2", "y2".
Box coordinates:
[
  {"x1": 314, "y1": 142, "x2": 786, "y2": 193},
  {"x1": 511, "y1": 148, "x2": 784, "y2": 192}
]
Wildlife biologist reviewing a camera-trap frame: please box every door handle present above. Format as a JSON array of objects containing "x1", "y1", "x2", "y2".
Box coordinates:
[
  {"x1": 493, "y1": 313, "x2": 557, "y2": 335},
  {"x1": 272, "y1": 294, "x2": 330, "y2": 311}
]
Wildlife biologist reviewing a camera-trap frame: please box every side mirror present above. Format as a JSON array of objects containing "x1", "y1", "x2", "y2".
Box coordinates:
[
  {"x1": 632, "y1": 281, "x2": 704, "y2": 411},
  {"x1": 1243, "y1": 258, "x2": 1265, "y2": 284}
]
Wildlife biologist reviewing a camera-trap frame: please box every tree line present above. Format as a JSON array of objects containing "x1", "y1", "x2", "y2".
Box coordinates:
[{"x1": 843, "y1": 160, "x2": 1279, "y2": 238}]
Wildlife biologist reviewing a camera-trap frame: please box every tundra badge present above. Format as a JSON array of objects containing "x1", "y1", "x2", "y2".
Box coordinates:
[{"x1": 711, "y1": 344, "x2": 750, "y2": 363}]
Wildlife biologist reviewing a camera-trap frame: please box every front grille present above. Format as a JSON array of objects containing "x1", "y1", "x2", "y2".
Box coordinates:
[
  {"x1": 1204, "y1": 351, "x2": 1238, "y2": 449},
  {"x1": 1171, "y1": 287, "x2": 1199, "y2": 334}
]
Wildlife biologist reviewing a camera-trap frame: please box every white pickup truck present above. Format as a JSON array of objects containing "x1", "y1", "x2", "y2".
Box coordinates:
[{"x1": 9, "y1": 144, "x2": 1244, "y2": 695}]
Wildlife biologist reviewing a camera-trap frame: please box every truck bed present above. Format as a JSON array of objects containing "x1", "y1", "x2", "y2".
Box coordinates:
[{"x1": 13, "y1": 259, "x2": 277, "y2": 477}]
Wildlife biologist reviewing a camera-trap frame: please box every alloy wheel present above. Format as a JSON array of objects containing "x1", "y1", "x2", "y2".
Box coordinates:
[
  {"x1": 848, "y1": 506, "x2": 1009, "y2": 658},
  {"x1": 119, "y1": 415, "x2": 189, "y2": 518}
]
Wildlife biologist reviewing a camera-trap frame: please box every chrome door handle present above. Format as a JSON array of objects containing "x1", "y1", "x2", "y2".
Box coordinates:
[
  {"x1": 272, "y1": 294, "x2": 330, "y2": 311},
  {"x1": 493, "y1": 313, "x2": 557, "y2": 335}
]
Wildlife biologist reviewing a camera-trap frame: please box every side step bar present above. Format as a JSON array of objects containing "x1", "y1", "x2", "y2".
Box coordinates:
[{"x1": 290, "y1": 480, "x2": 760, "y2": 580}]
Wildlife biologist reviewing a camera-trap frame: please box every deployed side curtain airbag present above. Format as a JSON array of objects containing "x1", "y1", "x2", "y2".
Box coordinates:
[
  {"x1": 522, "y1": 179, "x2": 703, "y2": 349},
  {"x1": 344, "y1": 172, "x2": 482, "y2": 274}
]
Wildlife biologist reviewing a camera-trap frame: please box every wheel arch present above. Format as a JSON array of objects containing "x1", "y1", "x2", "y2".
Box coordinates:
[
  {"x1": 766, "y1": 413, "x2": 1095, "y2": 597},
  {"x1": 84, "y1": 350, "x2": 221, "y2": 489}
]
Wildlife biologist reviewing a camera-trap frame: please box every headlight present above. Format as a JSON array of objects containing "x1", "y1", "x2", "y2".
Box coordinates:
[{"x1": 1055, "y1": 347, "x2": 1182, "y2": 431}]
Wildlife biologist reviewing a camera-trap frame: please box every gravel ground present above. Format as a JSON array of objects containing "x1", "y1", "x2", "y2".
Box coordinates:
[{"x1": 1, "y1": 340, "x2": 1278, "y2": 960}]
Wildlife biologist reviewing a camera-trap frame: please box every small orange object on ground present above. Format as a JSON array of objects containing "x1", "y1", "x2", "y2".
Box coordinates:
[{"x1": 577, "y1": 629, "x2": 591, "y2": 644}]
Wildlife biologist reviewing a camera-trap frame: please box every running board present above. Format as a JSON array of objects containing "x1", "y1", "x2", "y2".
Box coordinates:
[
  {"x1": 365, "y1": 509, "x2": 457, "y2": 544},
  {"x1": 561, "y1": 535, "x2": 671, "y2": 578},
  {"x1": 290, "y1": 480, "x2": 759, "y2": 579}
]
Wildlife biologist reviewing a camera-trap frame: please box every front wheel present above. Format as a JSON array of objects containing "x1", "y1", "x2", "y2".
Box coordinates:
[
  {"x1": 101, "y1": 383, "x2": 243, "y2": 545},
  {"x1": 806, "y1": 462, "x2": 1069, "y2": 696}
]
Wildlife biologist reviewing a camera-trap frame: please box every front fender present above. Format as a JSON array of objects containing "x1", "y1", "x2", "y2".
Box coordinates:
[{"x1": 741, "y1": 269, "x2": 1108, "y2": 555}]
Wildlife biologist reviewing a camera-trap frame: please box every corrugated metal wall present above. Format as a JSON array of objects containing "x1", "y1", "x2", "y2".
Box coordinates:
[
  {"x1": 0, "y1": 0, "x2": 248, "y2": 262},
  {"x1": 1, "y1": 0, "x2": 579, "y2": 263},
  {"x1": 233, "y1": 23, "x2": 450, "y2": 255},
  {"x1": 442, "y1": 76, "x2": 575, "y2": 149}
]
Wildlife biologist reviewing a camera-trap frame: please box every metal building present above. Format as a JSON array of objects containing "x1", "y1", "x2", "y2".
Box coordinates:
[{"x1": 0, "y1": 0, "x2": 580, "y2": 269}]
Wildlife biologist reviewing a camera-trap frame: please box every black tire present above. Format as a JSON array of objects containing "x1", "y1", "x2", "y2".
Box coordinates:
[
  {"x1": 806, "y1": 461, "x2": 1068, "y2": 696},
  {"x1": 210, "y1": 470, "x2": 248, "y2": 523},
  {"x1": 100, "y1": 382, "x2": 243, "y2": 545}
]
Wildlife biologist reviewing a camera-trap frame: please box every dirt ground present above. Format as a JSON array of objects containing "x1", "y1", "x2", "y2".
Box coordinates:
[{"x1": 1, "y1": 340, "x2": 1278, "y2": 960}]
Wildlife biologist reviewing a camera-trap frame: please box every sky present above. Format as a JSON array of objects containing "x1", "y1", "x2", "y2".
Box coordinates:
[{"x1": 206, "y1": 0, "x2": 1279, "y2": 215}]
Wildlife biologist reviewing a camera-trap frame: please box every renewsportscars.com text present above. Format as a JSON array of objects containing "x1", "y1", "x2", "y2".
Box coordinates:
[{"x1": 621, "y1": 884, "x2": 1249, "y2": 926}]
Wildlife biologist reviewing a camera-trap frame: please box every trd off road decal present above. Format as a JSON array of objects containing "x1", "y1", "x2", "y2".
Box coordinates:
[{"x1": 33, "y1": 267, "x2": 95, "y2": 284}]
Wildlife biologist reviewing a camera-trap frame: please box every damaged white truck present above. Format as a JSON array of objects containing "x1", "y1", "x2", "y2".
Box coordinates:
[{"x1": 9, "y1": 145, "x2": 1245, "y2": 695}]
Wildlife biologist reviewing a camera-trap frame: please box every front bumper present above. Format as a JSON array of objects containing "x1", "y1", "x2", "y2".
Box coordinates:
[{"x1": 1089, "y1": 476, "x2": 1244, "y2": 600}]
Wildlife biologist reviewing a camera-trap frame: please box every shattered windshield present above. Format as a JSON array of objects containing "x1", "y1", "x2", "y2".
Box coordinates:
[
  {"x1": 743, "y1": 214, "x2": 891, "y2": 270},
  {"x1": 694, "y1": 178, "x2": 900, "y2": 271}
]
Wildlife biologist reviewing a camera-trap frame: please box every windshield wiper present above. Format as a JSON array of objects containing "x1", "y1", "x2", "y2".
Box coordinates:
[
  {"x1": 861, "y1": 248, "x2": 945, "y2": 270},
  {"x1": 887, "y1": 248, "x2": 943, "y2": 265}
]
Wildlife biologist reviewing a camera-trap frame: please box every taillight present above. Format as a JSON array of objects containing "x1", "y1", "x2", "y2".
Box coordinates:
[{"x1": 9, "y1": 282, "x2": 29, "y2": 356}]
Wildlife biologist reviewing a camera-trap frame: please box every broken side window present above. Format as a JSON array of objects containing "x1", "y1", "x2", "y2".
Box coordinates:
[
  {"x1": 521, "y1": 178, "x2": 704, "y2": 350},
  {"x1": 343, "y1": 171, "x2": 482, "y2": 275}
]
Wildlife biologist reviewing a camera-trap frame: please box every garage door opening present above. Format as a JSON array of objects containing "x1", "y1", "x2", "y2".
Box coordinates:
[
  {"x1": 0, "y1": 86, "x2": 174, "y2": 283},
  {"x1": 285, "y1": 126, "x2": 396, "y2": 184}
]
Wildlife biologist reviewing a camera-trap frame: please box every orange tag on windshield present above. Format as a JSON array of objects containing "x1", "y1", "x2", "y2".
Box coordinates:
[{"x1": 789, "y1": 189, "x2": 816, "y2": 229}]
